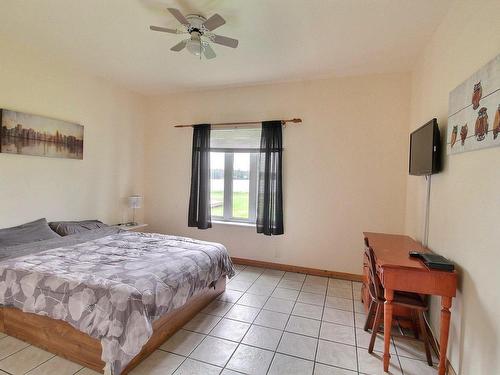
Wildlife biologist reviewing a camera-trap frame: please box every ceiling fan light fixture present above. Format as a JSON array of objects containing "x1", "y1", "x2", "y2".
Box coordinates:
[
  {"x1": 186, "y1": 32, "x2": 203, "y2": 56},
  {"x1": 150, "y1": 8, "x2": 239, "y2": 60}
]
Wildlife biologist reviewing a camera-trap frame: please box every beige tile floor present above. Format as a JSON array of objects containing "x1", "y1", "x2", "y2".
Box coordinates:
[{"x1": 0, "y1": 264, "x2": 439, "y2": 375}]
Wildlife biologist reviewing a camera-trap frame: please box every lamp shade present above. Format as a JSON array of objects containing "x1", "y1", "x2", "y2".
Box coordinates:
[{"x1": 128, "y1": 195, "x2": 143, "y2": 209}]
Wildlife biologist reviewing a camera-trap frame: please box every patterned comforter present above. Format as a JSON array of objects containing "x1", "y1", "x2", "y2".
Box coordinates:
[{"x1": 0, "y1": 229, "x2": 235, "y2": 374}]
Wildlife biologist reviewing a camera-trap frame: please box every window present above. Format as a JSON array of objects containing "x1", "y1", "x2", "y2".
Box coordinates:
[{"x1": 209, "y1": 127, "x2": 260, "y2": 223}]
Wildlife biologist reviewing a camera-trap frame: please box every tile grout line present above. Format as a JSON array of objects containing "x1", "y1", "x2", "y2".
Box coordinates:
[
  {"x1": 157, "y1": 269, "x2": 430, "y2": 374},
  {"x1": 162, "y1": 326, "x2": 368, "y2": 372},
  {"x1": 172, "y1": 266, "x2": 252, "y2": 374},
  {"x1": 196, "y1": 265, "x2": 259, "y2": 374},
  {"x1": 264, "y1": 273, "x2": 305, "y2": 375},
  {"x1": 311, "y1": 277, "x2": 330, "y2": 374},
  {"x1": 164, "y1": 265, "x2": 251, "y2": 375},
  {"x1": 71, "y1": 367, "x2": 86, "y2": 375},
  {"x1": 231, "y1": 274, "x2": 361, "y2": 375},
  {"x1": 230, "y1": 300, "x2": 354, "y2": 323},
  {"x1": 266, "y1": 275, "x2": 337, "y2": 373},
  {"x1": 23, "y1": 354, "x2": 58, "y2": 375},
  {"x1": 0, "y1": 344, "x2": 48, "y2": 374},
  {"x1": 394, "y1": 331, "x2": 405, "y2": 375},
  {"x1": 351, "y1": 279, "x2": 360, "y2": 374},
  {"x1": 220, "y1": 267, "x2": 288, "y2": 374},
  {"x1": 185, "y1": 318, "x2": 356, "y2": 345},
  {"x1": 172, "y1": 265, "x2": 285, "y2": 373}
]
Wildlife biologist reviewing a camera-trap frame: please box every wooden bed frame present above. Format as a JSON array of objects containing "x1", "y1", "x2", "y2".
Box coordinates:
[{"x1": 0, "y1": 276, "x2": 226, "y2": 374}]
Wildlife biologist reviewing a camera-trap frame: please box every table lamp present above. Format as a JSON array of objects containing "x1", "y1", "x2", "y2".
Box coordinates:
[{"x1": 127, "y1": 195, "x2": 143, "y2": 226}]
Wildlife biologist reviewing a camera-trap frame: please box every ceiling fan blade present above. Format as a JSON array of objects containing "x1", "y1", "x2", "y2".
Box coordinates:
[
  {"x1": 203, "y1": 13, "x2": 225, "y2": 31},
  {"x1": 170, "y1": 40, "x2": 187, "y2": 52},
  {"x1": 212, "y1": 34, "x2": 239, "y2": 48},
  {"x1": 203, "y1": 43, "x2": 216, "y2": 59},
  {"x1": 167, "y1": 7, "x2": 190, "y2": 26},
  {"x1": 150, "y1": 25, "x2": 178, "y2": 34}
]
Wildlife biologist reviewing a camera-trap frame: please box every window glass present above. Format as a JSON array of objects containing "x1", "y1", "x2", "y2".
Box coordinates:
[
  {"x1": 208, "y1": 127, "x2": 259, "y2": 223},
  {"x1": 232, "y1": 153, "x2": 250, "y2": 219},
  {"x1": 210, "y1": 152, "x2": 224, "y2": 217}
]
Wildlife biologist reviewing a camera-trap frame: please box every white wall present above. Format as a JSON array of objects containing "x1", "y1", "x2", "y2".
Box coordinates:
[
  {"x1": 0, "y1": 39, "x2": 146, "y2": 228},
  {"x1": 144, "y1": 74, "x2": 411, "y2": 275},
  {"x1": 405, "y1": 0, "x2": 500, "y2": 373}
]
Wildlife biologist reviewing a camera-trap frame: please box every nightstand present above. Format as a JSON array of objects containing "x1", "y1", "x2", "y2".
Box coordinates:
[{"x1": 116, "y1": 223, "x2": 149, "y2": 232}]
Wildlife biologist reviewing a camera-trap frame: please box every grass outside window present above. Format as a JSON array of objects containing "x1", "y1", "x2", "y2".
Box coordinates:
[{"x1": 211, "y1": 191, "x2": 249, "y2": 219}]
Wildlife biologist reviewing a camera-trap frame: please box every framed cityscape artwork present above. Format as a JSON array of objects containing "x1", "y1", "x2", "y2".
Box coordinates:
[{"x1": 0, "y1": 109, "x2": 83, "y2": 159}]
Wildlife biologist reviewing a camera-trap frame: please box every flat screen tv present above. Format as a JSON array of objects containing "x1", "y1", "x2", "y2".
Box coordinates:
[{"x1": 409, "y1": 118, "x2": 441, "y2": 176}]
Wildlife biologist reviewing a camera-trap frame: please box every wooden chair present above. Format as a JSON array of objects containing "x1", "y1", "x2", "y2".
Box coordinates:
[{"x1": 364, "y1": 245, "x2": 433, "y2": 366}]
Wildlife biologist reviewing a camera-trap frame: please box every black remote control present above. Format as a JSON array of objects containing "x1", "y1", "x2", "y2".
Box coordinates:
[{"x1": 409, "y1": 251, "x2": 423, "y2": 259}]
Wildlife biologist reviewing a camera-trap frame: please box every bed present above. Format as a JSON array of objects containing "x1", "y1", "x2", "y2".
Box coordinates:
[{"x1": 0, "y1": 225, "x2": 234, "y2": 374}]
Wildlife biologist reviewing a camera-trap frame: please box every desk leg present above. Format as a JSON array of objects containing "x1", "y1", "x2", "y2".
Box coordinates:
[
  {"x1": 383, "y1": 288, "x2": 394, "y2": 372},
  {"x1": 438, "y1": 296, "x2": 452, "y2": 375}
]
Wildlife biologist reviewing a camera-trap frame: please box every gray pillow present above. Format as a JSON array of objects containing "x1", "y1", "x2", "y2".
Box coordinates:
[
  {"x1": 48, "y1": 220, "x2": 108, "y2": 236},
  {"x1": 0, "y1": 218, "x2": 60, "y2": 248}
]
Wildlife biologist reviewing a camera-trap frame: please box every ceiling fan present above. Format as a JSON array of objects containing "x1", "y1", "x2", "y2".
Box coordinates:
[{"x1": 150, "y1": 8, "x2": 239, "y2": 59}]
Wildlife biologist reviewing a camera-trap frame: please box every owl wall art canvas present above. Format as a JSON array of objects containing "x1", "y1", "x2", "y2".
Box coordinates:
[{"x1": 447, "y1": 53, "x2": 500, "y2": 155}]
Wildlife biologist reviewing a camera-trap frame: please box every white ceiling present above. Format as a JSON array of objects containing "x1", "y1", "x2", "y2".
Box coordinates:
[{"x1": 0, "y1": 0, "x2": 452, "y2": 95}]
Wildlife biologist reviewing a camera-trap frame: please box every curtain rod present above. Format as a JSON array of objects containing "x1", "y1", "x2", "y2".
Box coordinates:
[{"x1": 174, "y1": 118, "x2": 302, "y2": 128}]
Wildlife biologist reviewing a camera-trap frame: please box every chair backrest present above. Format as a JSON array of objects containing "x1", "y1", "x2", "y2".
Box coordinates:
[{"x1": 365, "y1": 246, "x2": 384, "y2": 301}]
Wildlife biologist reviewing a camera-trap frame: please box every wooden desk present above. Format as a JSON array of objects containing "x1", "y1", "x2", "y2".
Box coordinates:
[{"x1": 363, "y1": 232, "x2": 457, "y2": 375}]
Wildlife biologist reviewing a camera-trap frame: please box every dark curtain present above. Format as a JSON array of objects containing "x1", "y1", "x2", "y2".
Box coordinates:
[
  {"x1": 188, "y1": 124, "x2": 212, "y2": 229},
  {"x1": 257, "y1": 121, "x2": 284, "y2": 235}
]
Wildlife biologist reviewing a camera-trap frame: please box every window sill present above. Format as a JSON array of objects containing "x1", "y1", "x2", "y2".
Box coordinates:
[{"x1": 212, "y1": 220, "x2": 255, "y2": 228}]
